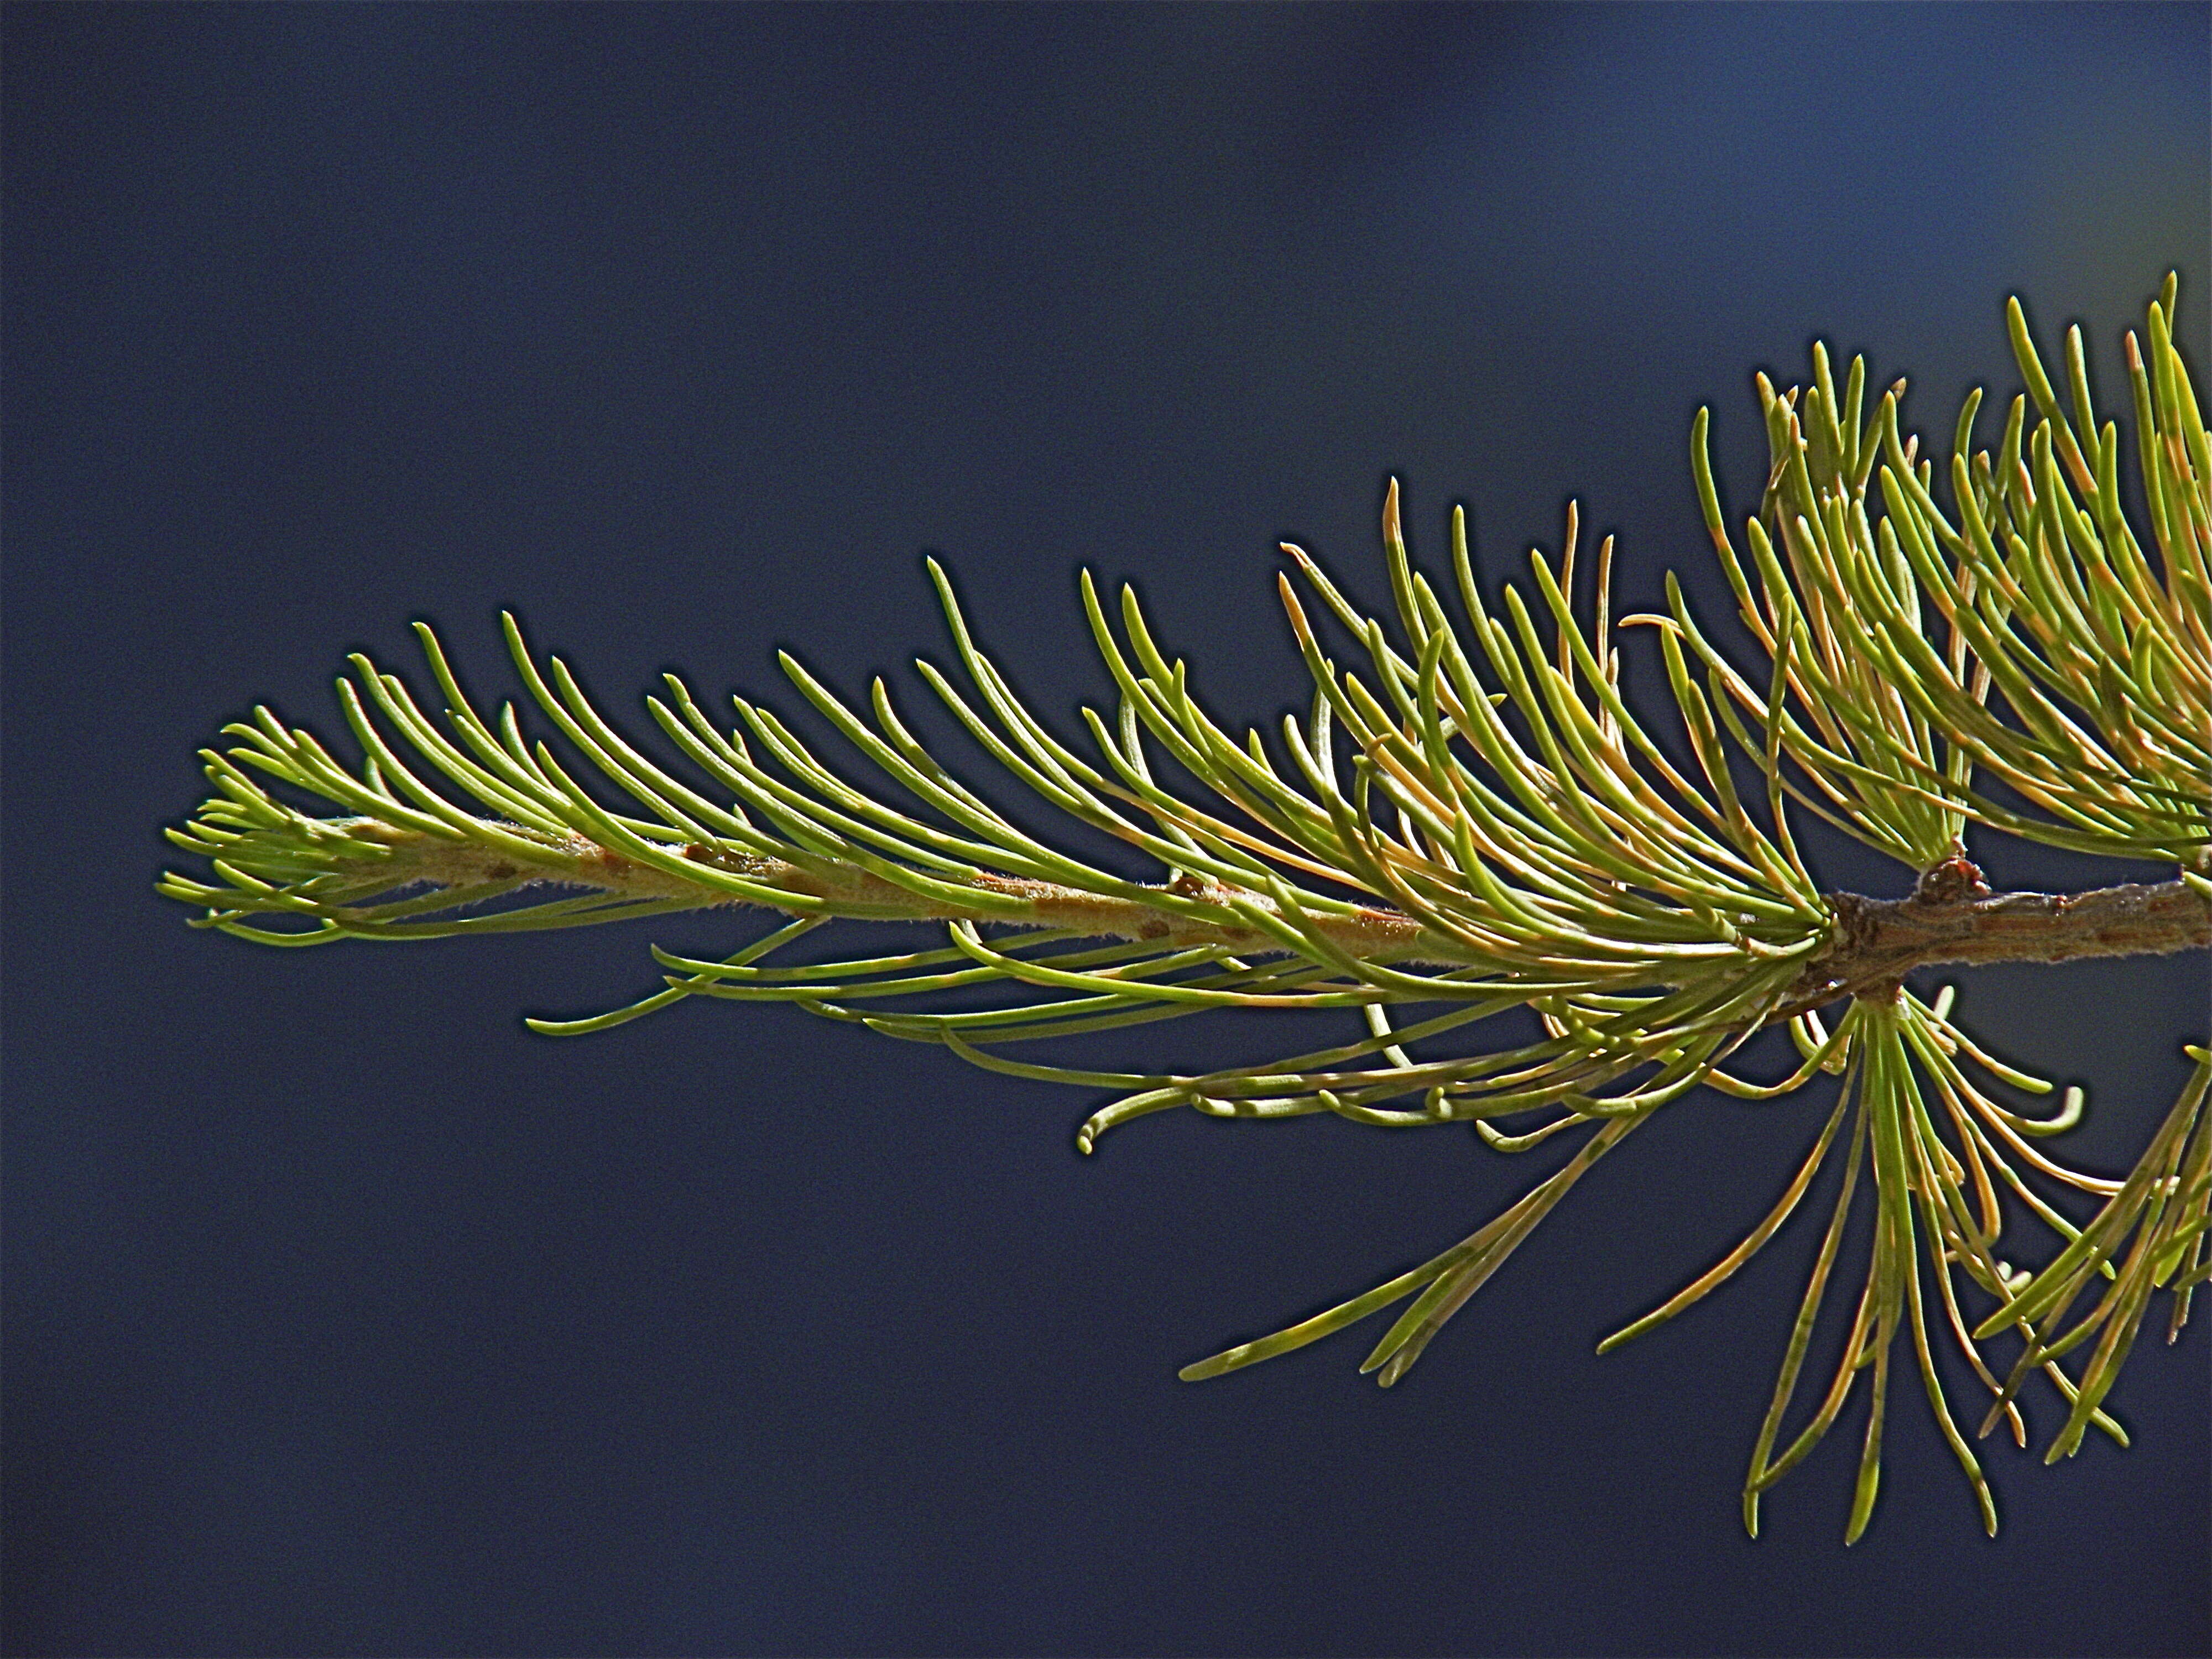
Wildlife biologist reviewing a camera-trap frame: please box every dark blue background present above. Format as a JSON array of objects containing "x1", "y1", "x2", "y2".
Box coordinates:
[{"x1": 6, "y1": 5, "x2": 2207, "y2": 1654}]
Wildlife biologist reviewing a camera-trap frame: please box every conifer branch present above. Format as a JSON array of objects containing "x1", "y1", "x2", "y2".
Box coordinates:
[
  {"x1": 160, "y1": 279, "x2": 2210, "y2": 1539},
  {"x1": 239, "y1": 816, "x2": 2208, "y2": 997}
]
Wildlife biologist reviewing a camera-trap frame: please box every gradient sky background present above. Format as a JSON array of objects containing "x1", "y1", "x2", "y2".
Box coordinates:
[{"x1": 6, "y1": 6, "x2": 2208, "y2": 1655}]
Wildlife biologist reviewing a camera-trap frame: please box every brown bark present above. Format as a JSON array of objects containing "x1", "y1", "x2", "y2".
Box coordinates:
[{"x1": 1773, "y1": 877, "x2": 2211, "y2": 1024}]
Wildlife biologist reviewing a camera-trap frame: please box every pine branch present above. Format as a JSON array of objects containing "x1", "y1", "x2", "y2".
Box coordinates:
[
  {"x1": 158, "y1": 276, "x2": 2210, "y2": 1540},
  {"x1": 214, "y1": 815, "x2": 1455, "y2": 959},
  {"x1": 248, "y1": 814, "x2": 2209, "y2": 997}
]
